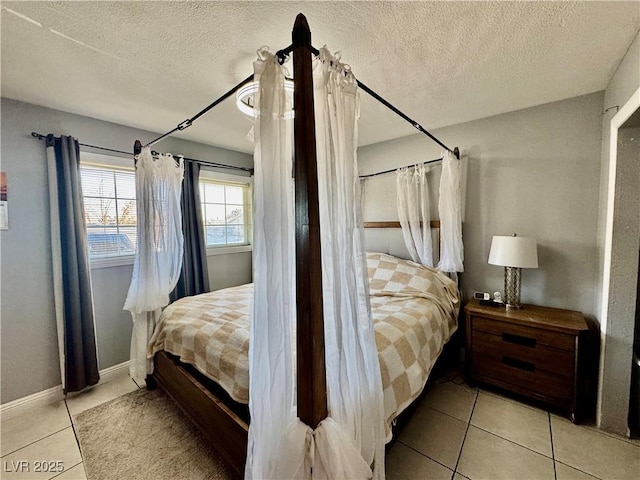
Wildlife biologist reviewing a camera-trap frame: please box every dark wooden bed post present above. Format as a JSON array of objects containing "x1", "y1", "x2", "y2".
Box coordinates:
[
  {"x1": 148, "y1": 15, "x2": 330, "y2": 475},
  {"x1": 292, "y1": 13, "x2": 328, "y2": 429}
]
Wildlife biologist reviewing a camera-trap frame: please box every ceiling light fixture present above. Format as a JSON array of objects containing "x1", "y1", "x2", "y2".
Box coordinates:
[{"x1": 236, "y1": 79, "x2": 295, "y2": 118}]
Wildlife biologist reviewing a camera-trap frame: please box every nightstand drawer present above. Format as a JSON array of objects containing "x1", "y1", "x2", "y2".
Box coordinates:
[
  {"x1": 473, "y1": 316, "x2": 575, "y2": 351},
  {"x1": 473, "y1": 353, "x2": 573, "y2": 401},
  {"x1": 465, "y1": 300, "x2": 592, "y2": 422},
  {"x1": 472, "y1": 330, "x2": 574, "y2": 377}
]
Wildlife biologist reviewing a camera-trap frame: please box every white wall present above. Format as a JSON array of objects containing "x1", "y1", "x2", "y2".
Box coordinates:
[
  {"x1": 0, "y1": 98, "x2": 253, "y2": 404},
  {"x1": 360, "y1": 92, "x2": 604, "y2": 317},
  {"x1": 596, "y1": 29, "x2": 640, "y2": 435}
]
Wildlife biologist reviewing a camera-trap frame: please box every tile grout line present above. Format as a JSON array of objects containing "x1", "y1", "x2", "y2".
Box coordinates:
[
  {"x1": 426, "y1": 403, "x2": 475, "y2": 424},
  {"x1": 469, "y1": 424, "x2": 555, "y2": 460},
  {"x1": 462, "y1": 390, "x2": 557, "y2": 460},
  {"x1": 1, "y1": 375, "x2": 134, "y2": 477},
  {"x1": 551, "y1": 414, "x2": 640, "y2": 448},
  {"x1": 131, "y1": 377, "x2": 144, "y2": 389},
  {"x1": 548, "y1": 416, "x2": 606, "y2": 480},
  {"x1": 549, "y1": 412, "x2": 557, "y2": 480},
  {"x1": 399, "y1": 373, "x2": 632, "y2": 480},
  {"x1": 554, "y1": 460, "x2": 605, "y2": 480},
  {"x1": 452, "y1": 389, "x2": 479, "y2": 475},
  {"x1": 0, "y1": 426, "x2": 70, "y2": 458},
  {"x1": 483, "y1": 388, "x2": 640, "y2": 449},
  {"x1": 394, "y1": 377, "x2": 475, "y2": 475},
  {"x1": 49, "y1": 461, "x2": 83, "y2": 479},
  {"x1": 64, "y1": 397, "x2": 84, "y2": 462},
  {"x1": 480, "y1": 388, "x2": 549, "y2": 415},
  {"x1": 448, "y1": 394, "x2": 557, "y2": 472},
  {"x1": 397, "y1": 439, "x2": 455, "y2": 473}
]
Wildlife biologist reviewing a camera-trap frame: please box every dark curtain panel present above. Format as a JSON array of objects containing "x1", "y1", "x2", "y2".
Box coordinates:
[
  {"x1": 171, "y1": 160, "x2": 210, "y2": 301},
  {"x1": 46, "y1": 135, "x2": 99, "y2": 392}
]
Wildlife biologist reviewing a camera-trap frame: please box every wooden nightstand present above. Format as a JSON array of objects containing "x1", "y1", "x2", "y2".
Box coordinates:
[{"x1": 464, "y1": 299, "x2": 591, "y2": 423}]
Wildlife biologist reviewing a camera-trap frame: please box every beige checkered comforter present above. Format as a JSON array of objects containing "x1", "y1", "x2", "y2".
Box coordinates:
[{"x1": 149, "y1": 253, "x2": 459, "y2": 440}]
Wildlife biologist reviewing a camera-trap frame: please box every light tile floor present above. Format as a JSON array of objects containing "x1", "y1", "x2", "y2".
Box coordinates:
[
  {"x1": 1, "y1": 371, "x2": 140, "y2": 480},
  {"x1": 388, "y1": 367, "x2": 640, "y2": 480},
  {"x1": 1, "y1": 366, "x2": 639, "y2": 480}
]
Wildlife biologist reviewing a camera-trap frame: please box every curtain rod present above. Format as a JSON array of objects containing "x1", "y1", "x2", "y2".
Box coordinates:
[
  {"x1": 142, "y1": 44, "x2": 459, "y2": 159},
  {"x1": 31, "y1": 132, "x2": 254, "y2": 175},
  {"x1": 359, "y1": 155, "x2": 447, "y2": 179}
]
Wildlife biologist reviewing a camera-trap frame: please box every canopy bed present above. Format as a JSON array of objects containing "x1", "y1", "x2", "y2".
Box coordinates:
[
  {"x1": 149, "y1": 251, "x2": 459, "y2": 471},
  {"x1": 127, "y1": 14, "x2": 462, "y2": 478}
]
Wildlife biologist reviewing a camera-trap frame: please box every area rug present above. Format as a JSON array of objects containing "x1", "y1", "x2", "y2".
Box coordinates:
[{"x1": 73, "y1": 388, "x2": 238, "y2": 480}]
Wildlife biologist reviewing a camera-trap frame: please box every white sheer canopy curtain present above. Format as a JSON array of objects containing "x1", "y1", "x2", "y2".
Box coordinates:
[
  {"x1": 246, "y1": 47, "x2": 385, "y2": 479},
  {"x1": 396, "y1": 164, "x2": 433, "y2": 266},
  {"x1": 124, "y1": 147, "x2": 184, "y2": 382},
  {"x1": 437, "y1": 151, "x2": 464, "y2": 273}
]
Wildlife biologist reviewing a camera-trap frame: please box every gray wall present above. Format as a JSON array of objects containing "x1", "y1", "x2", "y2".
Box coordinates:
[
  {"x1": 0, "y1": 98, "x2": 252, "y2": 404},
  {"x1": 208, "y1": 252, "x2": 252, "y2": 292},
  {"x1": 360, "y1": 92, "x2": 604, "y2": 317},
  {"x1": 90, "y1": 265, "x2": 135, "y2": 370},
  {"x1": 596, "y1": 29, "x2": 640, "y2": 435}
]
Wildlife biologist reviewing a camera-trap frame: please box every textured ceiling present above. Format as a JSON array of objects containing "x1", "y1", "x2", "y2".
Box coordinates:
[{"x1": 2, "y1": 1, "x2": 639, "y2": 154}]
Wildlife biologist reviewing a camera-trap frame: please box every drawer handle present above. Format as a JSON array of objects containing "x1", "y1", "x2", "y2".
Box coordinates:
[
  {"x1": 502, "y1": 356, "x2": 536, "y2": 372},
  {"x1": 502, "y1": 332, "x2": 536, "y2": 348}
]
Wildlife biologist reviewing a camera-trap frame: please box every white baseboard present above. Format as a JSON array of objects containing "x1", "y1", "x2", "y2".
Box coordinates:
[
  {"x1": 0, "y1": 385, "x2": 64, "y2": 420},
  {"x1": 0, "y1": 361, "x2": 130, "y2": 420},
  {"x1": 97, "y1": 360, "x2": 130, "y2": 383}
]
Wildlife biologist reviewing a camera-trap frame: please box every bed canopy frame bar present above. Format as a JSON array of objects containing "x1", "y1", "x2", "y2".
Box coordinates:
[
  {"x1": 297, "y1": 43, "x2": 460, "y2": 161},
  {"x1": 358, "y1": 78, "x2": 459, "y2": 158},
  {"x1": 140, "y1": 73, "x2": 255, "y2": 149},
  {"x1": 31, "y1": 132, "x2": 252, "y2": 175},
  {"x1": 138, "y1": 23, "x2": 458, "y2": 159}
]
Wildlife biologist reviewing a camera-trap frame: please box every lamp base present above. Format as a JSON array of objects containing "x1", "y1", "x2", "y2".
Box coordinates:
[{"x1": 504, "y1": 266, "x2": 522, "y2": 309}]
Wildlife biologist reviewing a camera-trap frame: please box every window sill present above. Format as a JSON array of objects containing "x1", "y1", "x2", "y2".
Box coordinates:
[
  {"x1": 88, "y1": 245, "x2": 252, "y2": 268},
  {"x1": 206, "y1": 245, "x2": 252, "y2": 256},
  {"x1": 90, "y1": 255, "x2": 135, "y2": 269}
]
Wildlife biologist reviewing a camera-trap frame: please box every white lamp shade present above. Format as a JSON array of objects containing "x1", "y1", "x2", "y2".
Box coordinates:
[{"x1": 488, "y1": 235, "x2": 538, "y2": 268}]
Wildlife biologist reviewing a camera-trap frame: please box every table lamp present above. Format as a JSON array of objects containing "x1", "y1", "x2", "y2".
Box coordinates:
[{"x1": 488, "y1": 234, "x2": 538, "y2": 309}]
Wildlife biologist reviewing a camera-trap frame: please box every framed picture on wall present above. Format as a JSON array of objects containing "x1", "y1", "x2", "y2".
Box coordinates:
[{"x1": 0, "y1": 172, "x2": 8, "y2": 230}]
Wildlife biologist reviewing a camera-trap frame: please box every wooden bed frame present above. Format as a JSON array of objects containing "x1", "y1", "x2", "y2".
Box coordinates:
[
  {"x1": 148, "y1": 15, "x2": 456, "y2": 476},
  {"x1": 150, "y1": 226, "x2": 451, "y2": 475},
  {"x1": 150, "y1": 351, "x2": 249, "y2": 473},
  {"x1": 150, "y1": 327, "x2": 460, "y2": 475}
]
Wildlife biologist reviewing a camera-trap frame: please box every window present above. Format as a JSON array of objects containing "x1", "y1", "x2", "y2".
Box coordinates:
[
  {"x1": 79, "y1": 154, "x2": 137, "y2": 261},
  {"x1": 200, "y1": 175, "x2": 252, "y2": 248}
]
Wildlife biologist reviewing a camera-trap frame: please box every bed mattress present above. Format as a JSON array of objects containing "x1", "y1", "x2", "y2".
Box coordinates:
[{"x1": 149, "y1": 252, "x2": 459, "y2": 440}]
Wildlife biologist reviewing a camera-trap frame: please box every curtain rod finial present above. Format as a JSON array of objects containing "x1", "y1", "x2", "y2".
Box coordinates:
[
  {"x1": 453, "y1": 147, "x2": 460, "y2": 160},
  {"x1": 134, "y1": 140, "x2": 142, "y2": 156}
]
